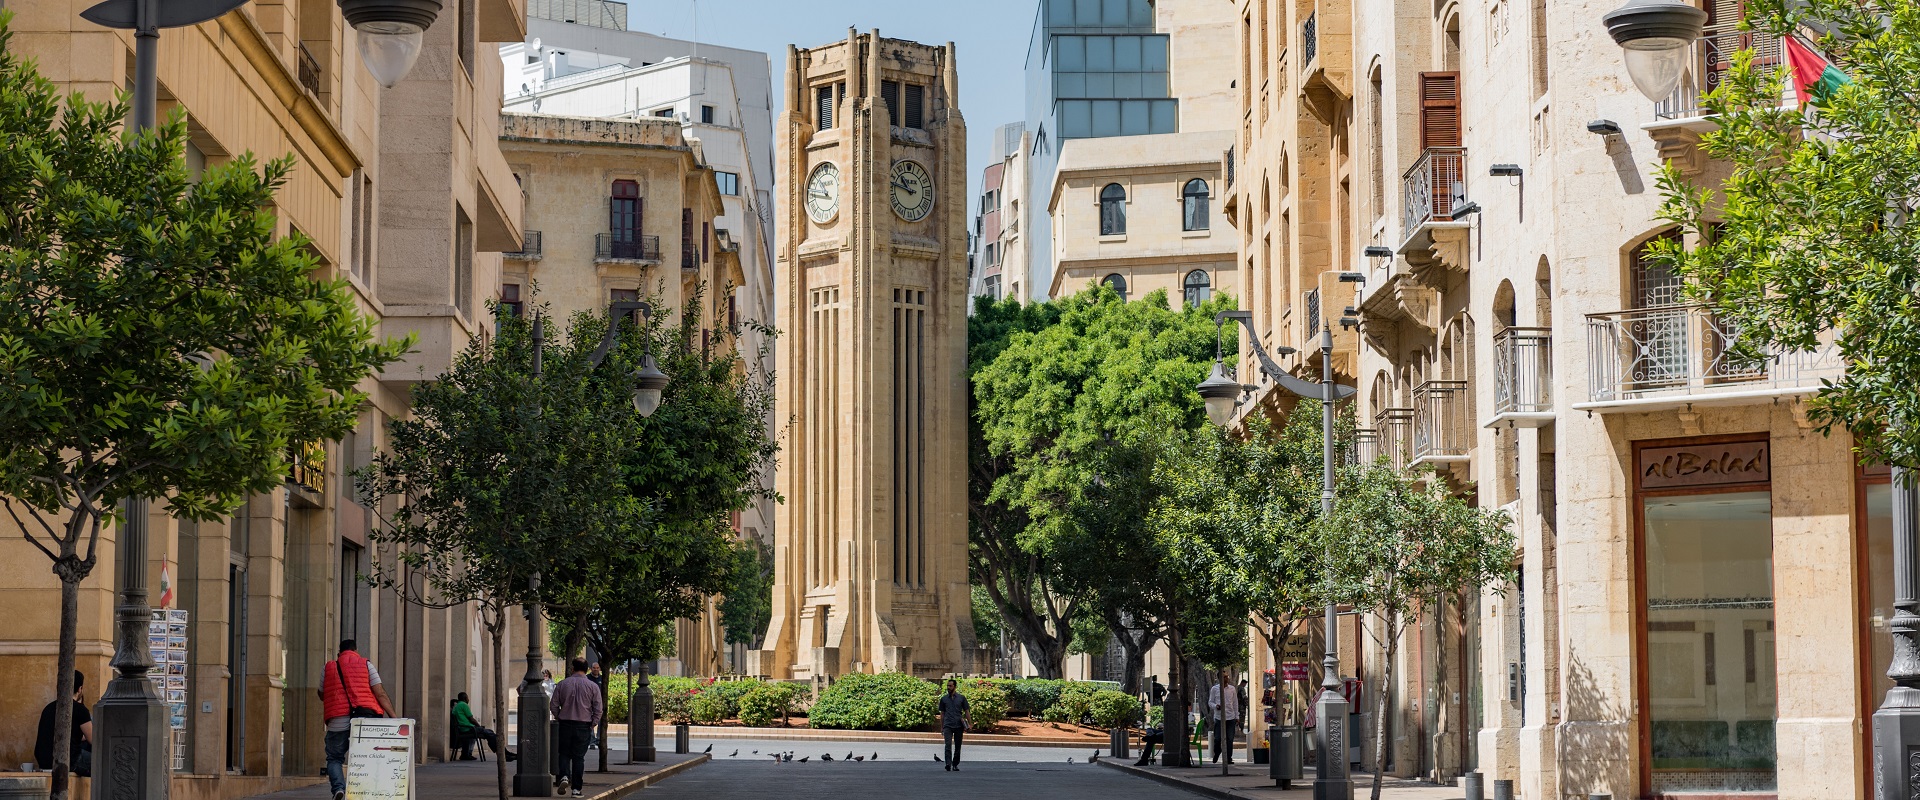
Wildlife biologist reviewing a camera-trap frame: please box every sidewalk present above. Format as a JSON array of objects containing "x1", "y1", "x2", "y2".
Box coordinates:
[
  {"x1": 242, "y1": 753, "x2": 707, "y2": 800},
  {"x1": 1099, "y1": 760, "x2": 1467, "y2": 799}
]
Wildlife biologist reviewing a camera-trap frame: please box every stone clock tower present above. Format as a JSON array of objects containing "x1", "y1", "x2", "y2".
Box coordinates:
[{"x1": 755, "y1": 30, "x2": 979, "y2": 680}]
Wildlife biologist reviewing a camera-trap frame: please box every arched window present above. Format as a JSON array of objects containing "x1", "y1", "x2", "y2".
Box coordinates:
[
  {"x1": 1183, "y1": 269, "x2": 1212, "y2": 308},
  {"x1": 1100, "y1": 183, "x2": 1127, "y2": 235},
  {"x1": 1182, "y1": 179, "x2": 1210, "y2": 231},
  {"x1": 1103, "y1": 273, "x2": 1128, "y2": 302}
]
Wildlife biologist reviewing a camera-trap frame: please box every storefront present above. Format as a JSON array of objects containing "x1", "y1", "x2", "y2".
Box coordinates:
[{"x1": 1633, "y1": 436, "x2": 1776, "y2": 795}]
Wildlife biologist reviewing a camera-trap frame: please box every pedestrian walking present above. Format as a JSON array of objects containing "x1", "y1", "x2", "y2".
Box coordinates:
[
  {"x1": 1208, "y1": 669, "x2": 1241, "y2": 765},
  {"x1": 938, "y1": 678, "x2": 970, "y2": 771},
  {"x1": 34, "y1": 670, "x2": 91, "y2": 778},
  {"x1": 320, "y1": 639, "x2": 395, "y2": 800},
  {"x1": 550, "y1": 658, "x2": 602, "y2": 797}
]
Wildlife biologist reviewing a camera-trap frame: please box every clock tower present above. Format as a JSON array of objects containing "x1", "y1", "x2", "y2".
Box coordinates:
[{"x1": 756, "y1": 30, "x2": 978, "y2": 681}]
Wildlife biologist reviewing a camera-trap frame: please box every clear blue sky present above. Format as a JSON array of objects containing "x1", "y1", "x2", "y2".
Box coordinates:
[{"x1": 631, "y1": 0, "x2": 1037, "y2": 224}]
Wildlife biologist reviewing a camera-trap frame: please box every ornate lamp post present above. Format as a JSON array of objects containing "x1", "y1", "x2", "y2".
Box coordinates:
[
  {"x1": 516, "y1": 301, "x2": 666, "y2": 795},
  {"x1": 1196, "y1": 276, "x2": 1361, "y2": 800},
  {"x1": 1874, "y1": 472, "x2": 1920, "y2": 800}
]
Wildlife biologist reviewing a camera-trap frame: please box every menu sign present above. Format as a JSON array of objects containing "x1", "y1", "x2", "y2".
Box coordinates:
[
  {"x1": 1639, "y1": 441, "x2": 1770, "y2": 489},
  {"x1": 347, "y1": 718, "x2": 415, "y2": 800}
]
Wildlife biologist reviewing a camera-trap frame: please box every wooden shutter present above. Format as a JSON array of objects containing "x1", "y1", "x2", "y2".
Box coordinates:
[
  {"x1": 881, "y1": 80, "x2": 900, "y2": 127},
  {"x1": 816, "y1": 85, "x2": 834, "y2": 129},
  {"x1": 904, "y1": 84, "x2": 924, "y2": 129},
  {"x1": 1418, "y1": 71, "x2": 1461, "y2": 150}
]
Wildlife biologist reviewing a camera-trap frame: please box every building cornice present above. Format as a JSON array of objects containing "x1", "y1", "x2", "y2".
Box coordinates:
[{"x1": 216, "y1": 12, "x2": 360, "y2": 178}]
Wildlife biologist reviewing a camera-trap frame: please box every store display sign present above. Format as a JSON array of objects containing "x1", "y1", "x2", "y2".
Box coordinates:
[
  {"x1": 1638, "y1": 441, "x2": 1769, "y2": 489},
  {"x1": 1279, "y1": 662, "x2": 1311, "y2": 681},
  {"x1": 148, "y1": 609, "x2": 189, "y2": 770},
  {"x1": 1279, "y1": 634, "x2": 1310, "y2": 661},
  {"x1": 347, "y1": 718, "x2": 415, "y2": 800}
]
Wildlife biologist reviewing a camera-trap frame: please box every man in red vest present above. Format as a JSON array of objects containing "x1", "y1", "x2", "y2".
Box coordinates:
[{"x1": 320, "y1": 639, "x2": 395, "y2": 800}]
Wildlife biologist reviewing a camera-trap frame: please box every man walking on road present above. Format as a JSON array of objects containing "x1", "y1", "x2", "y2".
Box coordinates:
[
  {"x1": 938, "y1": 678, "x2": 970, "y2": 771},
  {"x1": 551, "y1": 658, "x2": 603, "y2": 797},
  {"x1": 1208, "y1": 669, "x2": 1240, "y2": 765},
  {"x1": 320, "y1": 639, "x2": 395, "y2": 800}
]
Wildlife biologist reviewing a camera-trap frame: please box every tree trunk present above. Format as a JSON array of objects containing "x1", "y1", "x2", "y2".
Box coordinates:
[
  {"x1": 489, "y1": 609, "x2": 510, "y2": 800},
  {"x1": 1370, "y1": 621, "x2": 1399, "y2": 800},
  {"x1": 1010, "y1": 617, "x2": 1067, "y2": 679},
  {"x1": 596, "y1": 670, "x2": 609, "y2": 772},
  {"x1": 562, "y1": 608, "x2": 590, "y2": 664},
  {"x1": 49, "y1": 566, "x2": 81, "y2": 800}
]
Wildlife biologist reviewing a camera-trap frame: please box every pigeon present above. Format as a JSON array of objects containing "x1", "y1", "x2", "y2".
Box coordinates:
[
  {"x1": 783, "y1": 753, "x2": 793, "y2": 762},
  {"x1": 854, "y1": 756, "x2": 865, "y2": 762},
  {"x1": 752, "y1": 750, "x2": 760, "y2": 755},
  {"x1": 846, "y1": 752, "x2": 855, "y2": 761},
  {"x1": 799, "y1": 756, "x2": 810, "y2": 763},
  {"x1": 871, "y1": 752, "x2": 879, "y2": 761},
  {"x1": 1068, "y1": 757, "x2": 1075, "y2": 763},
  {"x1": 730, "y1": 749, "x2": 739, "y2": 757},
  {"x1": 770, "y1": 753, "x2": 782, "y2": 763},
  {"x1": 934, "y1": 754, "x2": 943, "y2": 763},
  {"x1": 822, "y1": 753, "x2": 834, "y2": 762},
  {"x1": 704, "y1": 744, "x2": 713, "y2": 754}
]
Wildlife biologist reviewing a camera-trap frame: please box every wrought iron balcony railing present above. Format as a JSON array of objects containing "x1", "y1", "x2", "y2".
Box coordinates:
[
  {"x1": 1583, "y1": 304, "x2": 1842, "y2": 405},
  {"x1": 595, "y1": 233, "x2": 660, "y2": 262},
  {"x1": 504, "y1": 230, "x2": 542, "y2": 260},
  {"x1": 298, "y1": 43, "x2": 322, "y2": 97},
  {"x1": 1401, "y1": 147, "x2": 1467, "y2": 242},
  {"x1": 1303, "y1": 288, "x2": 1322, "y2": 335},
  {"x1": 1493, "y1": 326, "x2": 1553, "y2": 418},
  {"x1": 1412, "y1": 380, "x2": 1471, "y2": 464},
  {"x1": 682, "y1": 244, "x2": 699, "y2": 270},
  {"x1": 1374, "y1": 408, "x2": 1414, "y2": 471},
  {"x1": 1655, "y1": 24, "x2": 1784, "y2": 121}
]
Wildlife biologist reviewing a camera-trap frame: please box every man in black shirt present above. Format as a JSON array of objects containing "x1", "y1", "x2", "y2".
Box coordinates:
[
  {"x1": 35, "y1": 670, "x2": 92, "y2": 777},
  {"x1": 937, "y1": 679, "x2": 969, "y2": 771}
]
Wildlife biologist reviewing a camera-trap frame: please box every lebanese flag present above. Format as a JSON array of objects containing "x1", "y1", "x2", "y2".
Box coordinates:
[
  {"x1": 1783, "y1": 35, "x2": 1851, "y2": 107},
  {"x1": 158, "y1": 564, "x2": 172, "y2": 608}
]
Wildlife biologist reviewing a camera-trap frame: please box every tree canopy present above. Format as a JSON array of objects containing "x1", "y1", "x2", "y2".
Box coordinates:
[{"x1": 1653, "y1": 0, "x2": 1920, "y2": 468}]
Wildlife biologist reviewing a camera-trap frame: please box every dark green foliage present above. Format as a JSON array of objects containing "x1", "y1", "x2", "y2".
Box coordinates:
[
  {"x1": 720, "y1": 538, "x2": 775, "y2": 647},
  {"x1": 807, "y1": 673, "x2": 941, "y2": 731},
  {"x1": 957, "y1": 681, "x2": 1010, "y2": 729},
  {"x1": 1089, "y1": 690, "x2": 1144, "y2": 729},
  {"x1": 690, "y1": 691, "x2": 729, "y2": 724}
]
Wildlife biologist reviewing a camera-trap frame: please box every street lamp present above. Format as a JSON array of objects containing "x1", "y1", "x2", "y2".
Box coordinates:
[
  {"x1": 1602, "y1": 0, "x2": 1707, "y2": 102},
  {"x1": 339, "y1": 0, "x2": 446, "y2": 87},
  {"x1": 1197, "y1": 280, "x2": 1361, "y2": 800},
  {"x1": 1875, "y1": 471, "x2": 1920, "y2": 800},
  {"x1": 516, "y1": 300, "x2": 665, "y2": 795}
]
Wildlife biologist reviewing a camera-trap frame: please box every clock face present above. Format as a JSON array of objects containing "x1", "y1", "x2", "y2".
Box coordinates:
[
  {"x1": 806, "y1": 162, "x2": 841, "y2": 224},
  {"x1": 889, "y1": 160, "x2": 935, "y2": 222}
]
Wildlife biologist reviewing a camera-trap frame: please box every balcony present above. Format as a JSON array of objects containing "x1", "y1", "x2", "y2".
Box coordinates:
[
  {"x1": 1490, "y1": 327, "x2": 1554, "y2": 427},
  {"x1": 1397, "y1": 148, "x2": 1470, "y2": 273},
  {"x1": 595, "y1": 233, "x2": 660, "y2": 263},
  {"x1": 297, "y1": 43, "x2": 322, "y2": 97},
  {"x1": 1303, "y1": 288, "x2": 1322, "y2": 335},
  {"x1": 1412, "y1": 380, "x2": 1471, "y2": 465},
  {"x1": 1644, "y1": 24, "x2": 1783, "y2": 175},
  {"x1": 1354, "y1": 427, "x2": 1379, "y2": 467},
  {"x1": 682, "y1": 244, "x2": 699, "y2": 270},
  {"x1": 1296, "y1": 9, "x2": 1350, "y2": 125},
  {"x1": 1374, "y1": 408, "x2": 1414, "y2": 471},
  {"x1": 504, "y1": 230, "x2": 542, "y2": 260},
  {"x1": 1579, "y1": 304, "x2": 1843, "y2": 411}
]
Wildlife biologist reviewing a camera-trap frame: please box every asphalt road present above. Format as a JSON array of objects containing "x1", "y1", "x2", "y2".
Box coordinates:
[{"x1": 634, "y1": 740, "x2": 1205, "y2": 800}]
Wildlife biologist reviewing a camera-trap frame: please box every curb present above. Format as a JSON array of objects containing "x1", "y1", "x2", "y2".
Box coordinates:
[
  {"x1": 653, "y1": 726, "x2": 1133, "y2": 749},
  {"x1": 591, "y1": 754, "x2": 709, "y2": 800},
  {"x1": 1097, "y1": 759, "x2": 1241, "y2": 800}
]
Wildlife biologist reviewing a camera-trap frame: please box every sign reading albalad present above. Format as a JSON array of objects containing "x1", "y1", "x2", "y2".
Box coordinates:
[
  {"x1": 1638, "y1": 440, "x2": 1770, "y2": 489},
  {"x1": 753, "y1": 30, "x2": 979, "y2": 681}
]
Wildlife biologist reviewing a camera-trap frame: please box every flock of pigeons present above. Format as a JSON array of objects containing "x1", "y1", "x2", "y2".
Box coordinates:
[{"x1": 700, "y1": 743, "x2": 1106, "y2": 765}]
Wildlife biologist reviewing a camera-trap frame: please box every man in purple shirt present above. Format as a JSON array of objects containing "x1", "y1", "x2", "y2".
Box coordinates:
[{"x1": 549, "y1": 658, "x2": 603, "y2": 797}]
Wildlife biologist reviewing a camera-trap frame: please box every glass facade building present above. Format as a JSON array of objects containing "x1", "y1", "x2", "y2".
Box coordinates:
[{"x1": 1020, "y1": 0, "x2": 1179, "y2": 299}]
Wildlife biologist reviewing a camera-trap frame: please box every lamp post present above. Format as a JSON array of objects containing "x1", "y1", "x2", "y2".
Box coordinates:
[
  {"x1": 515, "y1": 301, "x2": 667, "y2": 796},
  {"x1": 1874, "y1": 469, "x2": 1920, "y2": 800},
  {"x1": 1196, "y1": 280, "x2": 1361, "y2": 800},
  {"x1": 76, "y1": 2, "x2": 249, "y2": 798}
]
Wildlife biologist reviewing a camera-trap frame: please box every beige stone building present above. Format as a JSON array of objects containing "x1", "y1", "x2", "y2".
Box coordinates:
[
  {"x1": 497, "y1": 112, "x2": 752, "y2": 677},
  {"x1": 1, "y1": 0, "x2": 526, "y2": 795},
  {"x1": 755, "y1": 31, "x2": 980, "y2": 681},
  {"x1": 1045, "y1": 130, "x2": 1236, "y2": 308},
  {"x1": 1228, "y1": 0, "x2": 1877, "y2": 796}
]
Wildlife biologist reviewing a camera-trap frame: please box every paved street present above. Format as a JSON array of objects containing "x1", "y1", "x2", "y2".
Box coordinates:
[
  {"x1": 637, "y1": 745, "x2": 1203, "y2": 800},
  {"x1": 642, "y1": 736, "x2": 1118, "y2": 765}
]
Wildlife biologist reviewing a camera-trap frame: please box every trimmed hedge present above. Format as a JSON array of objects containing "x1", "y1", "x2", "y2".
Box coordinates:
[
  {"x1": 956, "y1": 680, "x2": 1010, "y2": 729},
  {"x1": 808, "y1": 673, "x2": 940, "y2": 731},
  {"x1": 739, "y1": 684, "x2": 797, "y2": 727},
  {"x1": 1089, "y1": 690, "x2": 1142, "y2": 728},
  {"x1": 690, "y1": 691, "x2": 729, "y2": 724}
]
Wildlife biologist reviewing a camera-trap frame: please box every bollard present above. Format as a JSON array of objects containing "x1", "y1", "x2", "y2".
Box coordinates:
[
  {"x1": 1110, "y1": 727, "x2": 1130, "y2": 760},
  {"x1": 673, "y1": 723, "x2": 691, "y2": 754},
  {"x1": 1493, "y1": 779, "x2": 1515, "y2": 800},
  {"x1": 1463, "y1": 771, "x2": 1484, "y2": 800}
]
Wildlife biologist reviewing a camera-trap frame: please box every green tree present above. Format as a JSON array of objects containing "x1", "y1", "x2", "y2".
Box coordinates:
[
  {"x1": 1652, "y1": 0, "x2": 1920, "y2": 468},
  {"x1": 357, "y1": 302, "x2": 644, "y2": 799},
  {"x1": 1318, "y1": 465, "x2": 1514, "y2": 800},
  {"x1": 720, "y1": 537, "x2": 775, "y2": 649},
  {"x1": 0, "y1": 19, "x2": 404, "y2": 798}
]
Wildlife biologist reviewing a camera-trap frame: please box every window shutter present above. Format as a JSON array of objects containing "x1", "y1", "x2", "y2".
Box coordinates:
[
  {"x1": 905, "y1": 84, "x2": 925, "y2": 129},
  {"x1": 816, "y1": 85, "x2": 834, "y2": 129},
  {"x1": 1418, "y1": 71, "x2": 1461, "y2": 150},
  {"x1": 881, "y1": 80, "x2": 900, "y2": 127}
]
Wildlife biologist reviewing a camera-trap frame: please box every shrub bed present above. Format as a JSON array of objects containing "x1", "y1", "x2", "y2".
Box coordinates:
[
  {"x1": 1089, "y1": 689, "x2": 1142, "y2": 728},
  {"x1": 690, "y1": 690, "x2": 729, "y2": 724},
  {"x1": 956, "y1": 680, "x2": 1010, "y2": 729},
  {"x1": 807, "y1": 673, "x2": 939, "y2": 731}
]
